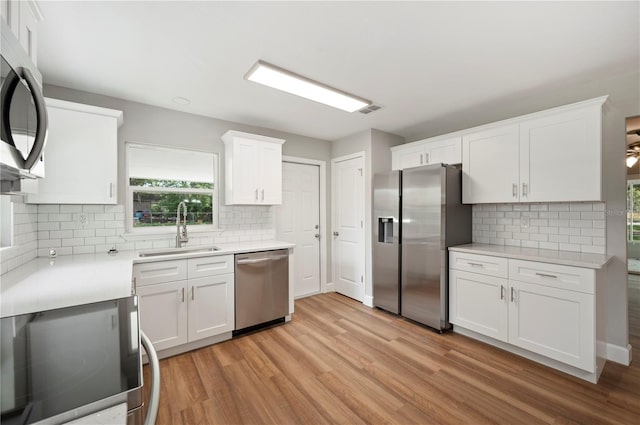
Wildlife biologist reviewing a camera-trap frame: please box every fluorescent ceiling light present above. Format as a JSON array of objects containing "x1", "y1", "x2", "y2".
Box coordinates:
[{"x1": 245, "y1": 60, "x2": 371, "y2": 112}]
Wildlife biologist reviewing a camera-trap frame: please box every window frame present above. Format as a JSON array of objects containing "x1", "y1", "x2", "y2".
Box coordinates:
[{"x1": 125, "y1": 142, "x2": 220, "y2": 235}]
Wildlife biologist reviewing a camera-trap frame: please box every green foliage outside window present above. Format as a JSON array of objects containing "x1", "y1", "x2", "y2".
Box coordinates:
[{"x1": 131, "y1": 178, "x2": 213, "y2": 227}]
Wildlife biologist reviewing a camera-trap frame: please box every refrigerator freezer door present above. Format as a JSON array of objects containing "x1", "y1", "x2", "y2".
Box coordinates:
[
  {"x1": 401, "y1": 164, "x2": 446, "y2": 329},
  {"x1": 372, "y1": 171, "x2": 401, "y2": 314}
]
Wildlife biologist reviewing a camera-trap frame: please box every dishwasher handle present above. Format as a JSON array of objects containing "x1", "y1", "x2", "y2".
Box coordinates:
[{"x1": 236, "y1": 255, "x2": 288, "y2": 265}]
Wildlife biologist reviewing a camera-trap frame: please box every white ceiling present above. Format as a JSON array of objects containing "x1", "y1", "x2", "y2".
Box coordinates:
[{"x1": 37, "y1": 1, "x2": 639, "y2": 142}]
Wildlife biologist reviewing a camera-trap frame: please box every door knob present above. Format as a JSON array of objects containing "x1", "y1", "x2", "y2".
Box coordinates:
[
  {"x1": 314, "y1": 234, "x2": 320, "y2": 239},
  {"x1": 333, "y1": 231, "x2": 339, "y2": 236}
]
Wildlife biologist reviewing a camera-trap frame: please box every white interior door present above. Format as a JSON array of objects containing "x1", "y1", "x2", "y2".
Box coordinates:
[
  {"x1": 276, "y1": 162, "x2": 321, "y2": 298},
  {"x1": 332, "y1": 154, "x2": 365, "y2": 302}
]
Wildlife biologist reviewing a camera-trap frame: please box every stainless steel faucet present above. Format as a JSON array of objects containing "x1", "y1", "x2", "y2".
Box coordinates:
[{"x1": 176, "y1": 201, "x2": 189, "y2": 248}]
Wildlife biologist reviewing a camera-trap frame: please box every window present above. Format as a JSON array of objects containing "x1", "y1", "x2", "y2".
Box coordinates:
[{"x1": 126, "y1": 143, "x2": 218, "y2": 233}]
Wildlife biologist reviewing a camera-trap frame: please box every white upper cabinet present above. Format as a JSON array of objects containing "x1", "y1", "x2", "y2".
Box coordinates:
[
  {"x1": 462, "y1": 125, "x2": 520, "y2": 204},
  {"x1": 27, "y1": 98, "x2": 123, "y2": 204},
  {"x1": 222, "y1": 130, "x2": 285, "y2": 205},
  {"x1": 462, "y1": 96, "x2": 606, "y2": 204},
  {"x1": 391, "y1": 136, "x2": 462, "y2": 170},
  {"x1": 1, "y1": 0, "x2": 43, "y2": 65}
]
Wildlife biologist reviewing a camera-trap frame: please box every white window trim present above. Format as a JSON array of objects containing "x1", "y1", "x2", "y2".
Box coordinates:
[{"x1": 124, "y1": 142, "x2": 220, "y2": 236}]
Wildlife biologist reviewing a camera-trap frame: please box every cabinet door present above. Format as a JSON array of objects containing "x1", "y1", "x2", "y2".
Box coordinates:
[
  {"x1": 259, "y1": 141, "x2": 282, "y2": 204},
  {"x1": 229, "y1": 137, "x2": 260, "y2": 204},
  {"x1": 508, "y1": 280, "x2": 595, "y2": 372},
  {"x1": 462, "y1": 125, "x2": 520, "y2": 204},
  {"x1": 27, "y1": 103, "x2": 119, "y2": 204},
  {"x1": 520, "y1": 105, "x2": 602, "y2": 202},
  {"x1": 187, "y1": 274, "x2": 234, "y2": 341},
  {"x1": 449, "y1": 269, "x2": 508, "y2": 341},
  {"x1": 426, "y1": 137, "x2": 462, "y2": 165},
  {"x1": 136, "y1": 281, "x2": 188, "y2": 351},
  {"x1": 393, "y1": 144, "x2": 426, "y2": 170},
  {"x1": 18, "y1": 0, "x2": 37, "y2": 64}
]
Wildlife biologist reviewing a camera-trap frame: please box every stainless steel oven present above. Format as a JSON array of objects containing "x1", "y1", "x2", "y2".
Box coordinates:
[{"x1": 0, "y1": 296, "x2": 143, "y2": 425}]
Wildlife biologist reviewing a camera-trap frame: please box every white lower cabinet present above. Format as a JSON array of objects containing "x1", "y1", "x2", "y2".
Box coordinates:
[
  {"x1": 136, "y1": 280, "x2": 188, "y2": 351},
  {"x1": 449, "y1": 251, "x2": 599, "y2": 377},
  {"x1": 133, "y1": 255, "x2": 234, "y2": 353}
]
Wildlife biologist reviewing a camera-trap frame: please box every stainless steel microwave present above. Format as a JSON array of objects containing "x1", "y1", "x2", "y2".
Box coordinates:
[{"x1": 0, "y1": 24, "x2": 47, "y2": 192}]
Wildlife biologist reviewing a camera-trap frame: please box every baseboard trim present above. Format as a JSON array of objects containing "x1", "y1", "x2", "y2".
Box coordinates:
[
  {"x1": 606, "y1": 343, "x2": 632, "y2": 365},
  {"x1": 324, "y1": 281, "x2": 335, "y2": 293},
  {"x1": 363, "y1": 295, "x2": 374, "y2": 307}
]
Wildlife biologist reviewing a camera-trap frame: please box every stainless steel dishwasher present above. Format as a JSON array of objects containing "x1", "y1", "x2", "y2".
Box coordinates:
[{"x1": 235, "y1": 249, "x2": 289, "y2": 331}]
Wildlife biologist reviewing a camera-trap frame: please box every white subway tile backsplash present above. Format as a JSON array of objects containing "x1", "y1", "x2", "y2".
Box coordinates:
[
  {"x1": 570, "y1": 203, "x2": 593, "y2": 212},
  {"x1": 581, "y1": 245, "x2": 606, "y2": 254},
  {"x1": 472, "y1": 202, "x2": 606, "y2": 254},
  {"x1": 549, "y1": 203, "x2": 570, "y2": 211},
  {"x1": 60, "y1": 205, "x2": 83, "y2": 213},
  {"x1": 530, "y1": 204, "x2": 549, "y2": 212},
  {"x1": 539, "y1": 242, "x2": 559, "y2": 250},
  {"x1": 73, "y1": 246, "x2": 96, "y2": 255},
  {"x1": 83, "y1": 205, "x2": 105, "y2": 213},
  {"x1": 38, "y1": 205, "x2": 60, "y2": 213}
]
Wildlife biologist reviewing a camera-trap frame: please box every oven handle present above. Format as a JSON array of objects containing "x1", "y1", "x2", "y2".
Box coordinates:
[{"x1": 140, "y1": 330, "x2": 160, "y2": 425}]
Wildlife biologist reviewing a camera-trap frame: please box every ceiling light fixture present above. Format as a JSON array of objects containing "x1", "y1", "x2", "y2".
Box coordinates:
[
  {"x1": 244, "y1": 60, "x2": 371, "y2": 113},
  {"x1": 172, "y1": 97, "x2": 190, "y2": 105}
]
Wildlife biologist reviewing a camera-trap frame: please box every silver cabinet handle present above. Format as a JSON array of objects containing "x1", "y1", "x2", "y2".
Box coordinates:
[
  {"x1": 131, "y1": 277, "x2": 136, "y2": 295},
  {"x1": 425, "y1": 153, "x2": 429, "y2": 164},
  {"x1": 314, "y1": 233, "x2": 320, "y2": 239},
  {"x1": 510, "y1": 287, "x2": 516, "y2": 303},
  {"x1": 255, "y1": 189, "x2": 258, "y2": 200},
  {"x1": 522, "y1": 183, "x2": 528, "y2": 197},
  {"x1": 535, "y1": 272, "x2": 557, "y2": 279},
  {"x1": 261, "y1": 189, "x2": 264, "y2": 201},
  {"x1": 191, "y1": 287, "x2": 195, "y2": 301},
  {"x1": 468, "y1": 262, "x2": 484, "y2": 268},
  {"x1": 500, "y1": 285, "x2": 505, "y2": 300},
  {"x1": 333, "y1": 231, "x2": 339, "y2": 236},
  {"x1": 420, "y1": 154, "x2": 423, "y2": 164},
  {"x1": 512, "y1": 183, "x2": 518, "y2": 198},
  {"x1": 181, "y1": 287, "x2": 185, "y2": 303},
  {"x1": 109, "y1": 182, "x2": 113, "y2": 198}
]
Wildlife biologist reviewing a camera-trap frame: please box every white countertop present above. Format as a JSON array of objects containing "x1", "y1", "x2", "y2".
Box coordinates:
[
  {"x1": 1, "y1": 240, "x2": 295, "y2": 318},
  {"x1": 449, "y1": 243, "x2": 611, "y2": 269}
]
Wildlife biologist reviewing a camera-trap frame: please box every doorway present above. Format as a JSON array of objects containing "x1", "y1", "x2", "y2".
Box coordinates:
[
  {"x1": 275, "y1": 157, "x2": 326, "y2": 298},
  {"x1": 331, "y1": 152, "x2": 365, "y2": 302},
  {"x1": 626, "y1": 116, "x2": 640, "y2": 359}
]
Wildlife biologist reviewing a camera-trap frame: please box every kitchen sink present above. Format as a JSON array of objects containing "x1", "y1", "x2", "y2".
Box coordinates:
[{"x1": 138, "y1": 246, "x2": 221, "y2": 257}]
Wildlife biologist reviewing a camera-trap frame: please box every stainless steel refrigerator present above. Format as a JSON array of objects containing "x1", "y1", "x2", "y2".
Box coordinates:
[{"x1": 372, "y1": 164, "x2": 471, "y2": 331}]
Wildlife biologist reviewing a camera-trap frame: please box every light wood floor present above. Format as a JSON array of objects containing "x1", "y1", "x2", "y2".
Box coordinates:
[{"x1": 143, "y1": 284, "x2": 640, "y2": 424}]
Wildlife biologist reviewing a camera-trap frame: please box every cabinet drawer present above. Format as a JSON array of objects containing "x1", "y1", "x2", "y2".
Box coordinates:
[
  {"x1": 449, "y1": 251, "x2": 508, "y2": 278},
  {"x1": 188, "y1": 255, "x2": 234, "y2": 279},
  {"x1": 508, "y1": 260, "x2": 595, "y2": 294},
  {"x1": 133, "y1": 260, "x2": 187, "y2": 287}
]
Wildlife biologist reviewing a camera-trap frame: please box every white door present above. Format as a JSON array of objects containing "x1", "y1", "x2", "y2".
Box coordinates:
[
  {"x1": 136, "y1": 281, "x2": 188, "y2": 351},
  {"x1": 276, "y1": 162, "x2": 321, "y2": 298},
  {"x1": 332, "y1": 155, "x2": 365, "y2": 302}
]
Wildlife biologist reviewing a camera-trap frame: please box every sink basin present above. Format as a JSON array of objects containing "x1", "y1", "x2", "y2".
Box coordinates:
[{"x1": 138, "y1": 246, "x2": 220, "y2": 258}]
